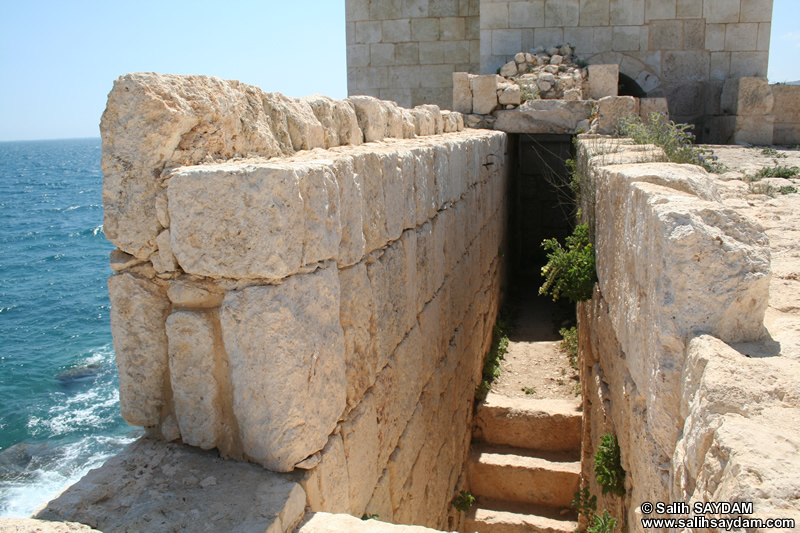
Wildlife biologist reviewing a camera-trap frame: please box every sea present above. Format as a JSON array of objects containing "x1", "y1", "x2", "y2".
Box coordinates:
[{"x1": 0, "y1": 138, "x2": 140, "y2": 517}]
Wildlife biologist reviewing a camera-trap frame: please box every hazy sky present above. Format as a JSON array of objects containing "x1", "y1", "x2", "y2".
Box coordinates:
[{"x1": 1, "y1": 0, "x2": 798, "y2": 142}]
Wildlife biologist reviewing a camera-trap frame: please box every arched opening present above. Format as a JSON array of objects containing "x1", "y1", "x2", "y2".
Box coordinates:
[{"x1": 618, "y1": 73, "x2": 646, "y2": 98}]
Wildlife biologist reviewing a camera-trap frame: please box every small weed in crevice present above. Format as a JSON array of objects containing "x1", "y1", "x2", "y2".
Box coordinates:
[
  {"x1": 753, "y1": 164, "x2": 799, "y2": 180},
  {"x1": 452, "y1": 490, "x2": 476, "y2": 512},
  {"x1": 781, "y1": 185, "x2": 798, "y2": 195},
  {"x1": 594, "y1": 432, "x2": 626, "y2": 497},
  {"x1": 572, "y1": 488, "x2": 597, "y2": 519},
  {"x1": 522, "y1": 386, "x2": 536, "y2": 395},
  {"x1": 616, "y1": 112, "x2": 723, "y2": 172},
  {"x1": 587, "y1": 510, "x2": 618, "y2": 533},
  {"x1": 475, "y1": 310, "x2": 514, "y2": 402},
  {"x1": 361, "y1": 514, "x2": 380, "y2": 520},
  {"x1": 560, "y1": 326, "x2": 579, "y2": 369},
  {"x1": 761, "y1": 147, "x2": 787, "y2": 158}
]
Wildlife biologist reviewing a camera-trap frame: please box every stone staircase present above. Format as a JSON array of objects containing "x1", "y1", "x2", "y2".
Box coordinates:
[{"x1": 464, "y1": 393, "x2": 582, "y2": 533}]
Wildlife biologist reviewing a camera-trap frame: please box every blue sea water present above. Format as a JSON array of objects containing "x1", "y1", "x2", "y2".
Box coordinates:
[{"x1": 0, "y1": 138, "x2": 139, "y2": 517}]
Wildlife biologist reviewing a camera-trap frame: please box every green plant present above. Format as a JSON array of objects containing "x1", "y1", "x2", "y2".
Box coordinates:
[
  {"x1": 453, "y1": 490, "x2": 476, "y2": 512},
  {"x1": 748, "y1": 182, "x2": 778, "y2": 197},
  {"x1": 516, "y1": 80, "x2": 540, "y2": 101},
  {"x1": 476, "y1": 315, "x2": 513, "y2": 401},
  {"x1": 573, "y1": 381, "x2": 582, "y2": 397},
  {"x1": 781, "y1": 185, "x2": 798, "y2": 195},
  {"x1": 522, "y1": 386, "x2": 536, "y2": 395},
  {"x1": 594, "y1": 433, "x2": 626, "y2": 497},
  {"x1": 540, "y1": 224, "x2": 597, "y2": 304},
  {"x1": 587, "y1": 510, "x2": 618, "y2": 533},
  {"x1": 616, "y1": 112, "x2": 722, "y2": 172},
  {"x1": 753, "y1": 164, "x2": 799, "y2": 180},
  {"x1": 571, "y1": 488, "x2": 597, "y2": 518},
  {"x1": 560, "y1": 326, "x2": 579, "y2": 369},
  {"x1": 761, "y1": 147, "x2": 787, "y2": 158},
  {"x1": 361, "y1": 514, "x2": 380, "y2": 520}
]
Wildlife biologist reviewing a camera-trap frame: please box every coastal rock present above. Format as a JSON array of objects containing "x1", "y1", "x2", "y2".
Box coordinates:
[
  {"x1": 108, "y1": 273, "x2": 170, "y2": 427},
  {"x1": 219, "y1": 265, "x2": 346, "y2": 472},
  {"x1": 34, "y1": 438, "x2": 306, "y2": 533}
]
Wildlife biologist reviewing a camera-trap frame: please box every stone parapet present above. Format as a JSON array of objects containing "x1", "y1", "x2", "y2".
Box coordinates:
[
  {"x1": 96, "y1": 73, "x2": 508, "y2": 530},
  {"x1": 575, "y1": 136, "x2": 773, "y2": 532}
]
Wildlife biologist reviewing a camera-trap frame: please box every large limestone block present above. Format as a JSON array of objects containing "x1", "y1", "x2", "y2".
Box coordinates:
[
  {"x1": 331, "y1": 157, "x2": 366, "y2": 267},
  {"x1": 302, "y1": 94, "x2": 363, "y2": 148},
  {"x1": 108, "y1": 273, "x2": 170, "y2": 427},
  {"x1": 673, "y1": 336, "x2": 800, "y2": 523},
  {"x1": 588, "y1": 64, "x2": 619, "y2": 99},
  {"x1": 412, "y1": 105, "x2": 441, "y2": 136},
  {"x1": 379, "y1": 151, "x2": 406, "y2": 242},
  {"x1": 453, "y1": 72, "x2": 473, "y2": 114},
  {"x1": 412, "y1": 145, "x2": 437, "y2": 226},
  {"x1": 219, "y1": 265, "x2": 346, "y2": 472},
  {"x1": 772, "y1": 84, "x2": 800, "y2": 124},
  {"x1": 495, "y1": 100, "x2": 593, "y2": 133},
  {"x1": 732, "y1": 114, "x2": 775, "y2": 146},
  {"x1": 353, "y1": 151, "x2": 389, "y2": 253},
  {"x1": 471, "y1": 75, "x2": 499, "y2": 115},
  {"x1": 592, "y1": 161, "x2": 771, "y2": 460},
  {"x1": 300, "y1": 434, "x2": 351, "y2": 514},
  {"x1": 596, "y1": 96, "x2": 640, "y2": 134},
  {"x1": 167, "y1": 162, "x2": 304, "y2": 279},
  {"x1": 339, "y1": 263, "x2": 377, "y2": 408},
  {"x1": 397, "y1": 149, "x2": 417, "y2": 231},
  {"x1": 101, "y1": 73, "x2": 325, "y2": 260},
  {"x1": 347, "y1": 96, "x2": 388, "y2": 142},
  {"x1": 35, "y1": 438, "x2": 306, "y2": 533},
  {"x1": 639, "y1": 97, "x2": 670, "y2": 120},
  {"x1": 340, "y1": 392, "x2": 380, "y2": 516},
  {"x1": 165, "y1": 310, "x2": 222, "y2": 450},
  {"x1": 296, "y1": 162, "x2": 343, "y2": 265},
  {"x1": 366, "y1": 230, "x2": 418, "y2": 368},
  {"x1": 721, "y1": 77, "x2": 774, "y2": 116}
]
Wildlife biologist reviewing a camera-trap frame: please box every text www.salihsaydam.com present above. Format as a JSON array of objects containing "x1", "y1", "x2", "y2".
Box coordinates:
[{"x1": 641, "y1": 516, "x2": 796, "y2": 530}]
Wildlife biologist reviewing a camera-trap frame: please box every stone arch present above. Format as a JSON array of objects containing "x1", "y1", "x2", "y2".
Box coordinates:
[{"x1": 586, "y1": 52, "x2": 661, "y2": 95}]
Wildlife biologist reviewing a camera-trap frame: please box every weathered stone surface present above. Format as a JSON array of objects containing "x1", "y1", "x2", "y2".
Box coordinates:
[
  {"x1": 592, "y1": 157, "x2": 770, "y2": 483},
  {"x1": 588, "y1": 64, "x2": 619, "y2": 99},
  {"x1": 302, "y1": 94, "x2": 363, "y2": 148},
  {"x1": 500, "y1": 60, "x2": 518, "y2": 78},
  {"x1": 498, "y1": 84, "x2": 521, "y2": 105},
  {"x1": 109, "y1": 249, "x2": 143, "y2": 272},
  {"x1": 495, "y1": 100, "x2": 593, "y2": 133},
  {"x1": 300, "y1": 434, "x2": 351, "y2": 514},
  {"x1": 595, "y1": 96, "x2": 639, "y2": 134},
  {"x1": 347, "y1": 95, "x2": 388, "y2": 142},
  {"x1": 0, "y1": 519, "x2": 100, "y2": 532},
  {"x1": 151, "y1": 229, "x2": 177, "y2": 273},
  {"x1": 166, "y1": 278, "x2": 224, "y2": 308},
  {"x1": 339, "y1": 263, "x2": 376, "y2": 408},
  {"x1": 101, "y1": 73, "x2": 342, "y2": 260},
  {"x1": 297, "y1": 162, "x2": 343, "y2": 265},
  {"x1": 331, "y1": 157, "x2": 366, "y2": 267},
  {"x1": 341, "y1": 392, "x2": 380, "y2": 516},
  {"x1": 167, "y1": 162, "x2": 305, "y2": 279},
  {"x1": 219, "y1": 265, "x2": 346, "y2": 472},
  {"x1": 471, "y1": 75, "x2": 499, "y2": 115},
  {"x1": 638, "y1": 97, "x2": 670, "y2": 119},
  {"x1": 673, "y1": 335, "x2": 800, "y2": 523},
  {"x1": 165, "y1": 310, "x2": 222, "y2": 450},
  {"x1": 298, "y1": 512, "x2": 445, "y2": 532},
  {"x1": 108, "y1": 273, "x2": 170, "y2": 427},
  {"x1": 412, "y1": 104, "x2": 441, "y2": 136},
  {"x1": 453, "y1": 72, "x2": 473, "y2": 114},
  {"x1": 721, "y1": 77, "x2": 774, "y2": 116},
  {"x1": 35, "y1": 438, "x2": 306, "y2": 533}
]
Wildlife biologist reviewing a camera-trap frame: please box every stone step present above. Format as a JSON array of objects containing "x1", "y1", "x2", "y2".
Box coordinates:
[
  {"x1": 467, "y1": 444, "x2": 580, "y2": 508},
  {"x1": 464, "y1": 499, "x2": 578, "y2": 533},
  {"x1": 472, "y1": 393, "x2": 582, "y2": 453}
]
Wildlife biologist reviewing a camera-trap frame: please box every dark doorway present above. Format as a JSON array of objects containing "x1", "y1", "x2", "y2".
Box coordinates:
[
  {"x1": 618, "y1": 73, "x2": 646, "y2": 98},
  {"x1": 510, "y1": 134, "x2": 576, "y2": 278}
]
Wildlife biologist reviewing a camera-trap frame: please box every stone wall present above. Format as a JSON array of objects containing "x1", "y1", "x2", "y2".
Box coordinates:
[
  {"x1": 101, "y1": 73, "x2": 508, "y2": 530},
  {"x1": 480, "y1": 0, "x2": 773, "y2": 128},
  {"x1": 346, "y1": 0, "x2": 481, "y2": 110},
  {"x1": 574, "y1": 137, "x2": 781, "y2": 531},
  {"x1": 772, "y1": 83, "x2": 800, "y2": 146}
]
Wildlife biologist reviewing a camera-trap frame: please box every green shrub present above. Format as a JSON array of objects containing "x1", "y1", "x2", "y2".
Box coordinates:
[
  {"x1": 616, "y1": 112, "x2": 722, "y2": 172},
  {"x1": 752, "y1": 164, "x2": 799, "y2": 180},
  {"x1": 587, "y1": 510, "x2": 618, "y2": 533},
  {"x1": 594, "y1": 433, "x2": 626, "y2": 497},
  {"x1": 453, "y1": 490, "x2": 476, "y2": 512},
  {"x1": 571, "y1": 488, "x2": 597, "y2": 518},
  {"x1": 539, "y1": 224, "x2": 597, "y2": 304}
]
